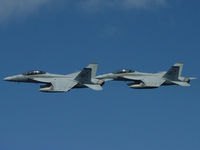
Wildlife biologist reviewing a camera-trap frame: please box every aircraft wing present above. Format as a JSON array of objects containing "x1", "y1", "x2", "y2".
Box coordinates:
[
  {"x1": 123, "y1": 76, "x2": 165, "y2": 87},
  {"x1": 34, "y1": 78, "x2": 78, "y2": 92},
  {"x1": 51, "y1": 79, "x2": 77, "y2": 92}
]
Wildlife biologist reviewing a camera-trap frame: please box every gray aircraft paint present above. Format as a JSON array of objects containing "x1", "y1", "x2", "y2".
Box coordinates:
[
  {"x1": 96, "y1": 62, "x2": 196, "y2": 89},
  {"x1": 4, "y1": 63, "x2": 104, "y2": 93}
]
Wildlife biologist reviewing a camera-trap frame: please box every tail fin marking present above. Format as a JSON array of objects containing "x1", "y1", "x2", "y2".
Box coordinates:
[
  {"x1": 163, "y1": 62, "x2": 184, "y2": 81},
  {"x1": 87, "y1": 63, "x2": 98, "y2": 78},
  {"x1": 75, "y1": 68, "x2": 92, "y2": 84}
]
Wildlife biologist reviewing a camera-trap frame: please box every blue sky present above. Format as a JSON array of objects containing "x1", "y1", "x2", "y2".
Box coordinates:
[{"x1": 0, "y1": 0, "x2": 200, "y2": 150}]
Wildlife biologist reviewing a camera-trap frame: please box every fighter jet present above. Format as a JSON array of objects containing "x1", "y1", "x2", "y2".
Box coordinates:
[
  {"x1": 4, "y1": 63, "x2": 104, "y2": 92},
  {"x1": 96, "y1": 62, "x2": 195, "y2": 89}
]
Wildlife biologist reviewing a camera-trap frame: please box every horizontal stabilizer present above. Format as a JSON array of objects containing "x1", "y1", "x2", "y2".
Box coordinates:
[
  {"x1": 84, "y1": 84, "x2": 103, "y2": 91},
  {"x1": 171, "y1": 81, "x2": 190, "y2": 87},
  {"x1": 189, "y1": 77, "x2": 197, "y2": 80}
]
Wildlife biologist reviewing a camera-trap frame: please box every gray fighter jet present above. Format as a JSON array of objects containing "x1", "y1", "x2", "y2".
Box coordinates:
[
  {"x1": 4, "y1": 63, "x2": 104, "y2": 92},
  {"x1": 96, "y1": 63, "x2": 195, "y2": 89}
]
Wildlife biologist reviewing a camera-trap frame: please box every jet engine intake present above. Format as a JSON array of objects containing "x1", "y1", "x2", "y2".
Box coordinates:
[{"x1": 40, "y1": 84, "x2": 55, "y2": 92}]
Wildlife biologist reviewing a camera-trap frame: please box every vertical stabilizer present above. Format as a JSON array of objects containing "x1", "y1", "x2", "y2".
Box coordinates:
[
  {"x1": 86, "y1": 63, "x2": 98, "y2": 78},
  {"x1": 174, "y1": 62, "x2": 183, "y2": 78},
  {"x1": 74, "y1": 63, "x2": 103, "y2": 90},
  {"x1": 163, "y1": 62, "x2": 184, "y2": 81},
  {"x1": 75, "y1": 68, "x2": 92, "y2": 84}
]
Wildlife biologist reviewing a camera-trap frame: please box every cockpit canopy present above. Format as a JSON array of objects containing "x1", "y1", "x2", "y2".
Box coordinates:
[
  {"x1": 113, "y1": 69, "x2": 135, "y2": 74},
  {"x1": 23, "y1": 70, "x2": 46, "y2": 75}
]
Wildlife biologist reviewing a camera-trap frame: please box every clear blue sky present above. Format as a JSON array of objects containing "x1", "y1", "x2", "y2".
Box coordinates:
[{"x1": 0, "y1": 0, "x2": 200, "y2": 150}]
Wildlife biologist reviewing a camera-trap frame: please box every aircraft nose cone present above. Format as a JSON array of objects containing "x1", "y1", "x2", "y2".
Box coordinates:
[
  {"x1": 4, "y1": 76, "x2": 13, "y2": 81},
  {"x1": 3, "y1": 75, "x2": 23, "y2": 82}
]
